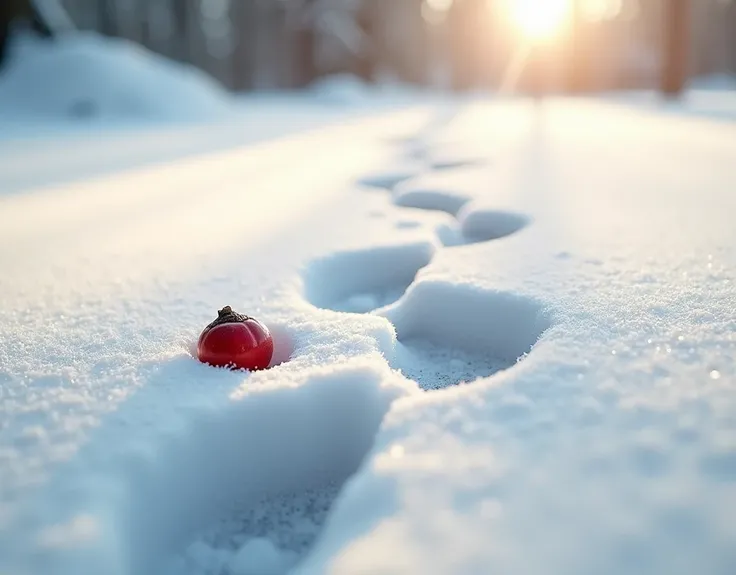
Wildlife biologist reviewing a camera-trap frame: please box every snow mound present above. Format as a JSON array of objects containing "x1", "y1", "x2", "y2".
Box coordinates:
[
  {"x1": 308, "y1": 74, "x2": 374, "y2": 106},
  {"x1": 228, "y1": 537, "x2": 290, "y2": 575},
  {"x1": 0, "y1": 33, "x2": 233, "y2": 123},
  {"x1": 308, "y1": 74, "x2": 432, "y2": 107},
  {"x1": 688, "y1": 74, "x2": 736, "y2": 92}
]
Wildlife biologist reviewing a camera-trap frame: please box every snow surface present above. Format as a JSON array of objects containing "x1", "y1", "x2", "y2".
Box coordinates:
[
  {"x1": 604, "y1": 81, "x2": 736, "y2": 124},
  {"x1": 0, "y1": 33, "x2": 436, "y2": 196},
  {"x1": 0, "y1": 33, "x2": 233, "y2": 124},
  {"x1": 1, "y1": 51, "x2": 735, "y2": 575}
]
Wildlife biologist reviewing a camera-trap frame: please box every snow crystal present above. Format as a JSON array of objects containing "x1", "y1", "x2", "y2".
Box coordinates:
[
  {"x1": 393, "y1": 338, "x2": 509, "y2": 390},
  {"x1": 164, "y1": 485, "x2": 338, "y2": 575}
]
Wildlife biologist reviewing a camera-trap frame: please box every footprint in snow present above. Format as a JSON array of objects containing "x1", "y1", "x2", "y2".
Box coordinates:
[
  {"x1": 302, "y1": 247, "x2": 548, "y2": 391},
  {"x1": 430, "y1": 156, "x2": 487, "y2": 171},
  {"x1": 425, "y1": 141, "x2": 491, "y2": 172},
  {"x1": 302, "y1": 242, "x2": 436, "y2": 314},
  {"x1": 356, "y1": 160, "x2": 425, "y2": 191},
  {"x1": 147, "y1": 362, "x2": 397, "y2": 575},
  {"x1": 392, "y1": 185, "x2": 530, "y2": 247},
  {"x1": 163, "y1": 483, "x2": 341, "y2": 575},
  {"x1": 377, "y1": 282, "x2": 550, "y2": 390},
  {"x1": 393, "y1": 185, "x2": 471, "y2": 217},
  {"x1": 306, "y1": 142, "x2": 540, "y2": 392}
]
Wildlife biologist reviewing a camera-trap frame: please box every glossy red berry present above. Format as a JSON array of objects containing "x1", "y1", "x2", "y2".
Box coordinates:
[{"x1": 197, "y1": 306, "x2": 274, "y2": 371}]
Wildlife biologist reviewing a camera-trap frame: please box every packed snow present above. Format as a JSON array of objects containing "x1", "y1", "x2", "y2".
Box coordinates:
[{"x1": 1, "y1": 33, "x2": 736, "y2": 575}]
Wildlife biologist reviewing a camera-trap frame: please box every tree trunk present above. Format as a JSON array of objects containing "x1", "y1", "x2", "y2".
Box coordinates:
[
  {"x1": 661, "y1": 0, "x2": 690, "y2": 97},
  {"x1": 291, "y1": 0, "x2": 317, "y2": 89},
  {"x1": 353, "y1": 0, "x2": 377, "y2": 83},
  {"x1": 728, "y1": 1, "x2": 736, "y2": 75},
  {"x1": 97, "y1": 0, "x2": 118, "y2": 37},
  {"x1": 0, "y1": 0, "x2": 55, "y2": 69},
  {"x1": 231, "y1": 0, "x2": 258, "y2": 91}
]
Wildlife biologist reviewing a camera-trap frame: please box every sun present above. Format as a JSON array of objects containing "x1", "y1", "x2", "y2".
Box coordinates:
[{"x1": 507, "y1": 0, "x2": 572, "y2": 42}]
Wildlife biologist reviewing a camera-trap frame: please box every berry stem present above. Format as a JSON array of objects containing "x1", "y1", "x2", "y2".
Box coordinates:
[{"x1": 205, "y1": 305, "x2": 251, "y2": 330}]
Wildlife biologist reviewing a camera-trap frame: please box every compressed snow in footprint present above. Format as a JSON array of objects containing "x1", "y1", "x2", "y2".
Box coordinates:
[
  {"x1": 163, "y1": 484, "x2": 340, "y2": 575},
  {"x1": 391, "y1": 166, "x2": 496, "y2": 216},
  {"x1": 356, "y1": 159, "x2": 428, "y2": 191},
  {"x1": 394, "y1": 339, "x2": 509, "y2": 390},
  {"x1": 331, "y1": 289, "x2": 403, "y2": 314},
  {"x1": 302, "y1": 242, "x2": 436, "y2": 314}
]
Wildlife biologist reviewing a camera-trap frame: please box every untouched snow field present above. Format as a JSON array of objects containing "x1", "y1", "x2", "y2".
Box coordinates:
[{"x1": 1, "y1": 33, "x2": 736, "y2": 575}]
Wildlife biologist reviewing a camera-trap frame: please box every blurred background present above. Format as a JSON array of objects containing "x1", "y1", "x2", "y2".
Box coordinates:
[{"x1": 1, "y1": 0, "x2": 735, "y2": 96}]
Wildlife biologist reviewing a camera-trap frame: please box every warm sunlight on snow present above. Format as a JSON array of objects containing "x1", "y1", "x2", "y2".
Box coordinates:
[
  {"x1": 1, "y1": 1, "x2": 735, "y2": 574},
  {"x1": 506, "y1": 0, "x2": 572, "y2": 42}
]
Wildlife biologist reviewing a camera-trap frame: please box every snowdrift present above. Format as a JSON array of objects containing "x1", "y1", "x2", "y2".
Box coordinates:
[{"x1": 0, "y1": 32, "x2": 234, "y2": 123}]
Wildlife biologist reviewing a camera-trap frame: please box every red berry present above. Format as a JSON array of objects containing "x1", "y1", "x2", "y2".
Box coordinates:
[{"x1": 197, "y1": 306, "x2": 274, "y2": 371}]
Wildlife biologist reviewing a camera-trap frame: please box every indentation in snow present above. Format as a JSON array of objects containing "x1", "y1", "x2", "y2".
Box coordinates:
[
  {"x1": 395, "y1": 220, "x2": 421, "y2": 230},
  {"x1": 357, "y1": 168, "x2": 424, "y2": 191},
  {"x1": 164, "y1": 487, "x2": 336, "y2": 575},
  {"x1": 228, "y1": 536, "x2": 292, "y2": 575},
  {"x1": 302, "y1": 242, "x2": 437, "y2": 314},
  {"x1": 426, "y1": 141, "x2": 491, "y2": 171},
  {"x1": 457, "y1": 206, "x2": 530, "y2": 243},
  {"x1": 378, "y1": 282, "x2": 550, "y2": 390},
  {"x1": 430, "y1": 157, "x2": 487, "y2": 171},
  {"x1": 266, "y1": 323, "x2": 296, "y2": 368},
  {"x1": 128, "y1": 362, "x2": 412, "y2": 574},
  {"x1": 393, "y1": 186, "x2": 471, "y2": 217}
]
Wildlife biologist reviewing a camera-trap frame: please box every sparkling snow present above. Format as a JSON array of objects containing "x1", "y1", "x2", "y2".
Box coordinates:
[{"x1": 1, "y1": 34, "x2": 735, "y2": 575}]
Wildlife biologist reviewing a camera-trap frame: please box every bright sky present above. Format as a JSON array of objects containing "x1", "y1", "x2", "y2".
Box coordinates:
[
  {"x1": 506, "y1": 0, "x2": 572, "y2": 41},
  {"x1": 422, "y1": 0, "x2": 629, "y2": 40}
]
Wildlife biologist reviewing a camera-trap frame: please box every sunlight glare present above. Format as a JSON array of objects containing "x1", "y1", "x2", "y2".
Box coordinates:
[
  {"x1": 422, "y1": 0, "x2": 454, "y2": 25},
  {"x1": 507, "y1": 0, "x2": 572, "y2": 42}
]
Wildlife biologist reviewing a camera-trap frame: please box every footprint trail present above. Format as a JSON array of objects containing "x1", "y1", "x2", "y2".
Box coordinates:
[
  {"x1": 167, "y1": 108, "x2": 547, "y2": 575},
  {"x1": 306, "y1": 127, "x2": 542, "y2": 394}
]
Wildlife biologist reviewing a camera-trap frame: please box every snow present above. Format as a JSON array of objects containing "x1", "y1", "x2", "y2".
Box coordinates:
[
  {"x1": 303, "y1": 241, "x2": 437, "y2": 314},
  {"x1": 456, "y1": 207, "x2": 530, "y2": 243},
  {"x1": 0, "y1": 33, "x2": 234, "y2": 124},
  {"x1": 1, "y1": 35, "x2": 736, "y2": 575},
  {"x1": 227, "y1": 537, "x2": 291, "y2": 575},
  {"x1": 603, "y1": 77, "x2": 736, "y2": 125},
  {"x1": 0, "y1": 34, "x2": 434, "y2": 195}
]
